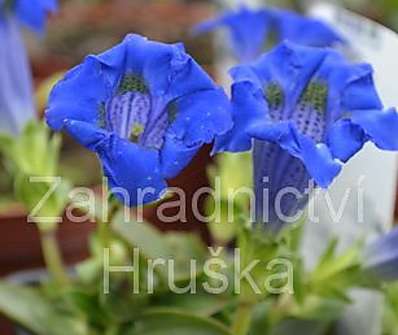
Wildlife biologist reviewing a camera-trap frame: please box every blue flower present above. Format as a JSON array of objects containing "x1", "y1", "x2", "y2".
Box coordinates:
[
  {"x1": 46, "y1": 34, "x2": 232, "y2": 206},
  {"x1": 0, "y1": 0, "x2": 57, "y2": 34},
  {"x1": 193, "y1": 6, "x2": 343, "y2": 63},
  {"x1": 272, "y1": 9, "x2": 345, "y2": 48},
  {"x1": 0, "y1": 15, "x2": 35, "y2": 135},
  {"x1": 0, "y1": 0, "x2": 57, "y2": 135},
  {"x1": 215, "y1": 42, "x2": 398, "y2": 230},
  {"x1": 363, "y1": 227, "x2": 398, "y2": 281},
  {"x1": 193, "y1": 6, "x2": 273, "y2": 63}
]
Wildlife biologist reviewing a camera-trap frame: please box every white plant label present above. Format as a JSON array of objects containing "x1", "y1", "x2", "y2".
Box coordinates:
[{"x1": 309, "y1": 2, "x2": 398, "y2": 107}]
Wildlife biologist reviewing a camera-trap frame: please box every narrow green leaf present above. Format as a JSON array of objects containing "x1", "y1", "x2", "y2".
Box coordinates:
[
  {"x1": 112, "y1": 213, "x2": 207, "y2": 282},
  {"x1": 0, "y1": 281, "x2": 87, "y2": 335},
  {"x1": 153, "y1": 292, "x2": 230, "y2": 317},
  {"x1": 132, "y1": 309, "x2": 233, "y2": 335},
  {"x1": 112, "y1": 214, "x2": 173, "y2": 260}
]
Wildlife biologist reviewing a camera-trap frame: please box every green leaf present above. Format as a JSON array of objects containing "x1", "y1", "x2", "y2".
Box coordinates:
[
  {"x1": 152, "y1": 292, "x2": 230, "y2": 317},
  {"x1": 112, "y1": 213, "x2": 207, "y2": 282},
  {"x1": 132, "y1": 309, "x2": 233, "y2": 335},
  {"x1": 311, "y1": 240, "x2": 362, "y2": 282},
  {"x1": 308, "y1": 239, "x2": 367, "y2": 303},
  {"x1": 206, "y1": 198, "x2": 239, "y2": 244},
  {"x1": 0, "y1": 133, "x2": 13, "y2": 157},
  {"x1": 270, "y1": 318, "x2": 330, "y2": 335},
  {"x1": 205, "y1": 151, "x2": 254, "y2": 245},
  {"x1": 1, "y1": 120, "x2": 70, "y2": 229},
  {"x1": 0, "y1": 281, "x2": 87, "y2": 335},
  {"x1": 113, "y1": 215, "x2": 173, "y2": 260},
  {"x1": 383, "y1": 283, "x2": 398, "y2": 335},
  {"x1": 209, "y1": 152, "x2": 252, "y2": 205},
  {"x1": 250, "y1": 301, "x2": 272, "y2": 335},
  {"x1": 3, "y1": 120, "x2": 61, "y2": 176},
  {"x1": 290, "y1": 295, "x2": 346, "y2": 321},
  {"x1": 316, "y1": 238, "x2": 338, "y2": 269},
  {"x1": 14, "y1": 172, "x2": 72, "y2": 230}
]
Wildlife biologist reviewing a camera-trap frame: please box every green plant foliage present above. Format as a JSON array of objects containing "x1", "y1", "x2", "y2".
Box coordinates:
[
  {"x1": 206, "y1": 152, "x2": 253, "y2": 244},
  {"x1": 0, "y1": 121, "x2": 71, "y2": 230},
  {"x1": 112, "y1": 212, "x2": 207, "y2": 283},
  {"x1": 130, "y1": 309, "x2": 233, "y2": 335},
  {"x1": 0, "y1": 282, "x2": 87, "y2": 335},
  {"x1": 383, "y1": 283, "x2": 398, "y2": 335},
  {"x1": 0, "y1": 118, "x2": 394, "y2": 335},
  {"x1": 0, "y1": 214, "x2": 392, "y2": 335}
]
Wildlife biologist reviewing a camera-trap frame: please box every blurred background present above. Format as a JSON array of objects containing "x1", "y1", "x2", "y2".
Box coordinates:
[{"x1": 1, "y1": 0, "x2": 398, "y2": 333}]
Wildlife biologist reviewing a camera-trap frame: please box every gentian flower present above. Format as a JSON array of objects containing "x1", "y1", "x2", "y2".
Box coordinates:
[
  {"x1": 0, "y1": 0, "x2": 57, "y2": 135},
  {"x1": 46, "y1": 34, "x2": 232, "y2": 206},
  {"x1": 214, "y1": 42, "x2": 398, "y2": 231},
  {"x1": 363, "y1": 227, "x2": 398, "y2": 281},
  {"x1": 1, "y1": 0, "x2": 58, "y2": 34},
  {"x1": 0, "y1": 16, "x2": 34, "y2": 135},
  {"x1": 193, "y1": 5, "x2": 343, "y2": 63},
  {"x1": 193, "y1": 6, "x2": 274, "y2": 63},
  {"x1": 272, "y1": 9, "x2": 345, "y2": 49}
]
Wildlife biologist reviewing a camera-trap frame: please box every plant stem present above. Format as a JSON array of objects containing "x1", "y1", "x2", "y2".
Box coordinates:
[
  {"x1": 232, "y1": 302, "x2": 254, "y2": 335},
  {"x1": 98, "y1": 217, "x2": 111, "y2": 247},
  {"x1": 40, "y1": 229, "x2": 69, "y2": 287},
  {"x1": 98, "y1": 198, "x2": 121, "y2": 247},
  {"x1": 231, "y1": 225, "x2": 255, "y2": 335}
]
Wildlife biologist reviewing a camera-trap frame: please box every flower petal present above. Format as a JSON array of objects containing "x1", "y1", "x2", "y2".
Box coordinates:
[
  {"x1": 213, "y1": 81, "x2": 266, "y2": 153},
  {"x1": 63, "y1": 119, "x2": 166, "y2": 206},
  {"x1": 0, "y1": 17, "x2": 35, "y2": 135},
  {"x1": 161, "y1": 88, "x2": 232, "y2": 177},
  {"x1": 247, "y1": 120, "x2": 341, "y2": 187},
  {"x1": 13, "y1": 0, "x2": 58, "y2": 34},
  {"x1": 193, "y1": 6, "x2": 273, "y2": 62},
  {"x1": 298, "y1": 136, "x2": 342, "y2": 188},
  {"x1": 98, "y1": 137, "x2": 167, "y2": 206},
  {"x1": 350, "y1": 108, "x2": 398, "y2": 151},
  {"x1": 46, "y1": 57, "x2": 109, "y2": 131},
  {"x1": 111, "y1": 35, "x2": 215, "y2": 101},
  {"x1": 168, "y1": 88, "x2": 232, "y2": 148},
  {"x1": 253, "y1": 140, "x2": 311, "y2": 232},
  {"x1": 160, "y1": 134, "x2": 200, "y2": 179},
  {"x1": 273, "y1": 9, "x2": 345, "y2": 47},
  {"x1": 327, "y1": 119, "x2": 365, "y2": 162},
  {"x1": 341, "y1": 64, "x2": 383, "y2": 111},
  {"x1": 62, "y1": 119, "x2": 108, "y2": 151}
]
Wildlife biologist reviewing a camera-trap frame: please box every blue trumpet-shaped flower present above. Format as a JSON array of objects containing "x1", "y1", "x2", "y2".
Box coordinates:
[
  {"x1": 193, "y1": 6, "x2": 343, "y2": 63},
  {"x1": 0, "y1": 16, "x2": 34, "y2": 135},
  {"x1": 363, "y1": 228, "x2": 398, "y2": 281},
  {"x1": 215, "y1": 42, "x2": 398, "y2": 230},
  {"x1": 272, "y1": 9, "x2": 345, "y2": 48},
  {"x1": 0, "y1": 0, "x2": 58, "y2": 34},
  {"x1": 46, "y1": 34, "x2": 232, "y2": 206},
  {"x1": 0, "y1": 0, "x2": 57, "y2": 135},
  {"x1": 193, "y1": 6, "x2": 273, "y2": 63}
]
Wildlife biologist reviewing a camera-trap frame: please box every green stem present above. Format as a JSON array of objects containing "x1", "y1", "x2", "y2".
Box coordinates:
[
  {"x1": 231, "y1": 225, "x2": 255, "y2": 335},
  {"x1": 98, "y1": 197, "x2": 121, "y2": 247},
  {"x1": 232, "y1": 302, "x2": 254, "y2": 335},
  {"x1": 40, "y1": 229, "x2": 69, "y2": 287},
  {"x1": 98, "y1": 218, "x2": 111, "y2": 247}
]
